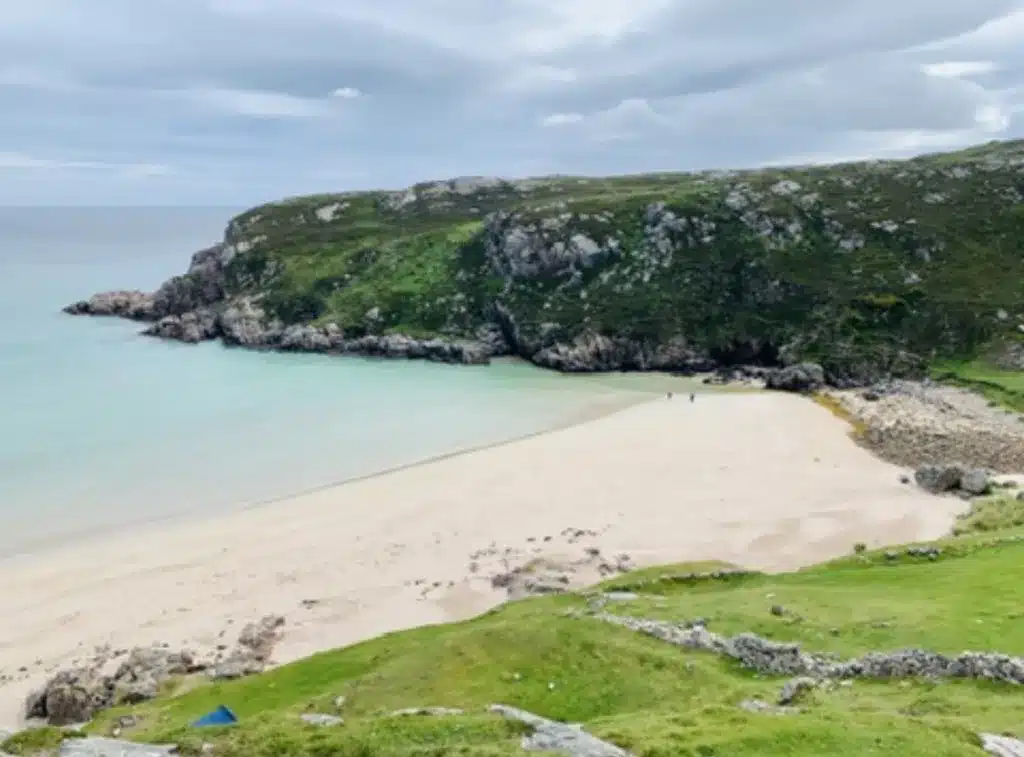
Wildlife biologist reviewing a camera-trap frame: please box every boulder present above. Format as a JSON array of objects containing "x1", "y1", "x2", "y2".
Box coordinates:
[
  {"x1": 765, "y1": 363, "x2": 825, "y2": 393},
  {"x1": 960, "y1": 468, "x2": 992, "y2": 496},
  {"x1": 914, "y1": 464, "x2": 964, "y2": 493}
]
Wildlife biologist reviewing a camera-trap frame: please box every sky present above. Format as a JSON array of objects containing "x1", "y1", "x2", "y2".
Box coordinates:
[{"x1": 1, "y1": 0, "x2": 1023, "y2": 206}]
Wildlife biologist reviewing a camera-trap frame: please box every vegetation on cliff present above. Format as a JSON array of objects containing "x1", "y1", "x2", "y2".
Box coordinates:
[
  {"x1": 200, "y1": 140, "x2": 1023, "y2": 379},
  {"x1": 10, "y1": 493, "x2": 1024, "y2": 756}
]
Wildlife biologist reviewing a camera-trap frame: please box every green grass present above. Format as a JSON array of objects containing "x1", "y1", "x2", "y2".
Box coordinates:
[
  {"x1": 932, "y1": 358, "x2": 1024, "y2": 412},
  {"x1": 10, "y1": 516, "x2": 1024, "y2": 757},
  {"x1": 952, "y1": 493, "x2": 1024, "y2": 536}
]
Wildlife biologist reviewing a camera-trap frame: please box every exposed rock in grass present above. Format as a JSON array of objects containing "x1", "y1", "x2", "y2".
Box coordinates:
[
  {"x1": 389, "y1": 707, "x2": 464, "y2": 717},
  {"x1": 982, "y1": 734, "x2": 1024, "y2": 757},
  {"x1": 489, "y1": 704, "x2": 632, "y2": 757},
  {"x1": 299, "y1": 713, "x2": 343, "y2": 727},
  {"x1": 59, "y1": 737, "x2": 176, "y2": 757},
  {"x1": 588, "y1": 612, "x2": 1024, "y2": 685}
]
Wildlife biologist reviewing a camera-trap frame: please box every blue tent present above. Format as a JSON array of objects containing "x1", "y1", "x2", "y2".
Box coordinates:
[{"x1": 191, "y1": 705, "x2": 238, "y2": 727}]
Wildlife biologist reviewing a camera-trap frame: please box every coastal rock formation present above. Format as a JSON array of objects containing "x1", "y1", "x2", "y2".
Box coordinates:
[
  {"x1": 63, "y1": 139, "x2": 1024, "y2": 381},
  {"x1": 831, "y1": 382, "x2": 1024, "y2": 472},
  {"x1": 26, "y1": 614, "x2": 286, "y2": 724},
  {"x1": 25, "y1": 647, "x2": 200, "y2": 725}
]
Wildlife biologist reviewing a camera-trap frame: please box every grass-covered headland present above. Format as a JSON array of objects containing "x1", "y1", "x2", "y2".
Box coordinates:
[
  {"x1": 8, "y1": 493, "x2": 1024, "y2": 757},
  {"x1": 65, "y1": 140, "x2": 1024, "y2": 385}
]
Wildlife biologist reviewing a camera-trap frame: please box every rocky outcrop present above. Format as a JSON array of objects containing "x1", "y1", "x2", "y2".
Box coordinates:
[
  {"x1": 25, "y1": 647, "x2": 201, "y2": 725},
  {"x1": 63, "y1": 140, "x2": 1024, "y2": 380},
  {"x1": 26, "y1": 614, "x2": 286, "y2": 724},
  {"x1": 63, "y1": 290, "x2": 155, "y2": 320}
]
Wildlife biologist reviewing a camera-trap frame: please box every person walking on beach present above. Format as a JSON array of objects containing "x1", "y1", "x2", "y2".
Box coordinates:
[{"x1": 689, "y1": 393, "x2": 695, "y2": 403}]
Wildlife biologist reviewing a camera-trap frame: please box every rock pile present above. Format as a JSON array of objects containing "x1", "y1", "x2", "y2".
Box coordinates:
[
  {"x1": 210, "y1": 614, "x2": 286, "y2": 680},
  {"x1": 830, "y1": 381, "x2": 1024, "y2": 472},
  {"x1": 25, "y1": 647, "x2": 201, "y2": 725},
  {"x1": 589, "y1": 612, "x2": 1024, "y2": 686},
  {"x1": 25, "y1": 614, "x2": 285, "y2": 724}
]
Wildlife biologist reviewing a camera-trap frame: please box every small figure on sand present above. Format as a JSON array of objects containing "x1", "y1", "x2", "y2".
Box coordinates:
[
  {"x1": 689, "y1": 393, "x2": 695, "y2": 403},
  {"x1": 667, "y1": 391, "x2": 673, "y2": 400}
]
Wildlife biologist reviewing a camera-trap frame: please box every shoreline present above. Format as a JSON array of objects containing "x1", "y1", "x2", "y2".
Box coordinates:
[
  {"x1": 0, "y1": 368, "x2": 692, "y2": 564},
  {"x1": 0, "y1": 388, "x2": 971, "y2": 726}
]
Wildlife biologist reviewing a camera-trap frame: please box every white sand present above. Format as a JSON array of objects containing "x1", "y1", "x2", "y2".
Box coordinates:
[{"x1": 0, "y1": 390, "x2": 967, "y2": 725}]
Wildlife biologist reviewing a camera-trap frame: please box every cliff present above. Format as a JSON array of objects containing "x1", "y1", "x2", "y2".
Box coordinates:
[{"x1": 65, "y1": 139, "x2": 1024, "y2": 385}]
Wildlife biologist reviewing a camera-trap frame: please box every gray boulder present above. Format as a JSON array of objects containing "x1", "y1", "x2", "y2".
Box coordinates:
[
  {"x1": 960, "y1": 468, "x2": 992, "y2": 496},
  {"x1": 914, "y1": 464, "x2": 965, "y2": 493},
  {"x1": 765, "y1": 363, "x2": 825, "y2": 393}
]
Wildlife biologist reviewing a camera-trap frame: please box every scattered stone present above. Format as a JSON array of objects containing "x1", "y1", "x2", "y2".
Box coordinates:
[
  {"x1": 211, "y1": 614, "x2": 285, "y2": 680},
  {"x1": 770, "y1": 605, "x2": 786, "y2": 617},
  {"x1": 489, "y1": 704, "x2": 632, "y2": 756},
  {"x1": 833, "y1": 383, "x2": 1024, "y2": 473},
  {"x1": 299, "y1": 713, "x2": 343, "y2": 727}
]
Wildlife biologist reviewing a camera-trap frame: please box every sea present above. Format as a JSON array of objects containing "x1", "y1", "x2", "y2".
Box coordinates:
[{"x1": 0, "y1": 207, "x2": 691, "y2": 557}]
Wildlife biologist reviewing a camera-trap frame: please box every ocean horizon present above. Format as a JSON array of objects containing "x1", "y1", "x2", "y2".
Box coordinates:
[{"x1": 0, "y1": 207, "x2": 691, "y2": 558}]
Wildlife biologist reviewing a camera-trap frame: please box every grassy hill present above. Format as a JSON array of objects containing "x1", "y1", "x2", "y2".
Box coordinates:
[
  {"x1": 197, "y1": 139, "x2": 1024, "y2": 382},
  {"x1": 9, "y1": 493, "x2": 1024, "y2": 757}
]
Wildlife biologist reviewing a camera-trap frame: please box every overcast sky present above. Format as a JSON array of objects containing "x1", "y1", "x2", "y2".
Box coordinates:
[{"x1": 1, "y1": 1, "x2": 1022, "y2": 206}]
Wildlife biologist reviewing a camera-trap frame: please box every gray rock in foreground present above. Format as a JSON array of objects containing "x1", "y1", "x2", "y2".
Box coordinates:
[
  {"x1": 982, "y1": 734, "x2": 1024, "y2": 757},
  {"x1": 489, "y1": 705, "x2": 632, "y2": 757}
]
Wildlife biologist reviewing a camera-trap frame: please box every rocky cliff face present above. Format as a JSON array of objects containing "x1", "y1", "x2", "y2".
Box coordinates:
[{"x1": 64, "y1": 141, "x2": 1024, "y2": 383}]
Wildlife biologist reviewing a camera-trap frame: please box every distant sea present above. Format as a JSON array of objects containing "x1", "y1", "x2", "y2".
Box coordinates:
[{"x1": 0, "y1": 208, "x2": 688, "y2": 557}]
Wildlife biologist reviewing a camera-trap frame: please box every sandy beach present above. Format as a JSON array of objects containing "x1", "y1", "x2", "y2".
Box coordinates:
[{"x1": 0, "y1": 389, "x2": 968, "y2": 725}]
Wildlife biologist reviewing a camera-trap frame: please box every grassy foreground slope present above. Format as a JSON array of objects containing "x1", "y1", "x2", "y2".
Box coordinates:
[
  {"x1": 211, "y1": 139, "x2": 1024, "y2": 380},
  {"x1": 10, "y1": 496, "x2": 1024, "y2": 756}
]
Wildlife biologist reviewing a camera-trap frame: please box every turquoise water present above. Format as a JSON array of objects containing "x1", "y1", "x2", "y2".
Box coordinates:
[{"x1": 0, "y1": 208, "x2": 680, "y2": 556}]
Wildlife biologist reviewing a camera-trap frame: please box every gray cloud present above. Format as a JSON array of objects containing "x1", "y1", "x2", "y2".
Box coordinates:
[{"x1": 0, "y1": 0, "x2": 1021, "y2": 205}]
